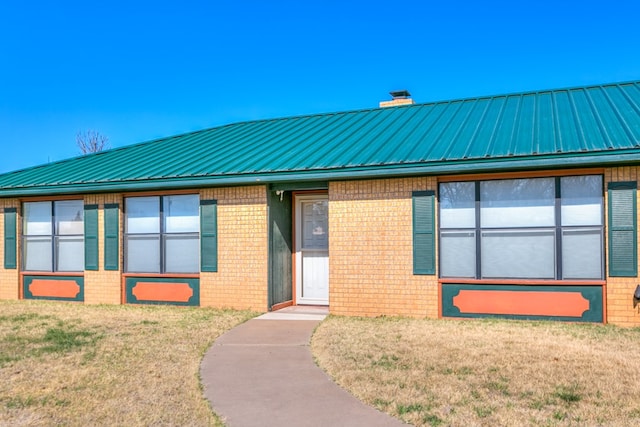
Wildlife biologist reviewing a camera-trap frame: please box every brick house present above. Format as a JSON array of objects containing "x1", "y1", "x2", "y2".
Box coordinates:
[{"x1": 1, "y1": 81, "x2": 639, "y2": 326}]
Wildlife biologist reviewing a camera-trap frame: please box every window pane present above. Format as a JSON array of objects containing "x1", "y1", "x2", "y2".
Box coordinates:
[
  {"x1": 440, "y1": 231, "x2": 476, "y2": 277},
  {"x1": 439, "y1": 182, "x2": 475, "y2": 228},
  {"x1": 164, "y1": 235, "x2": 199, "y2": 273},
  {"x1": 55, "y1": 200, "x2": 84, "y2": 235},
  {"x1": 126, "y1": 197, "x2": 160, "y2": 233},
  {"x1": 56, "y1": 236, "x2": 84, "y2": 272},
  {"x1": 24, "y1": 202, "x2": 52, "y2": 235},
  {"x1": 481, "y1": 230, "x2": 556, "y2": 279},
  {"x1": 301, "y1": 201, "x2": 328, "y2": 249},
  {"x1": 125, "y1": 235, "x2": 160, "y2": 272},
  {"x1": 24, "y1": 236, "x2": 52, "y2": 271},
  {"x1": 561, "y1": 176, "x2": 603, "y2": 226},
  {"x1": 164, "y1": 195, "x2": 199, "y2": 233},
  {"x1": 562, "y1": 228, "x2": 603, "y2": 279},
  {"x1": 481, "y1": 178, "x2": 555, "y2": 227}
]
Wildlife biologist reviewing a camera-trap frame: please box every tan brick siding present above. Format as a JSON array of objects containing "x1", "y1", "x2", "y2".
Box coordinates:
[
  {"x1": 329, "y1": 178, "x2": 438, "y2": 318},
  {"x1": 83, "y1": 194, "x2": 123, "y2": 304},
  {"x1": 604, "y1": 167, "x2": 640, "y2": 327},
  {"x1": 200, "y1": 186, "x2": 268, "y2": 311},
  {"x1": 0, "y1": 188, "x2": 268, "y2": 310},
  {"x1": 2, "y1": 166, "x2": 640, "y2": 328},
  {"x1": 0, "y1": 198, "x2": 20, "y2": 300}
]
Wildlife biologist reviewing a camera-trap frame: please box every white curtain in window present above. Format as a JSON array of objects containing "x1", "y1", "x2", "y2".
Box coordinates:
[
  {"x1": 24, "y1": 237, "x2": 52, "y2": 271},
  {"x1": 126, "y1": 197, "x2": 160, "y2": 233},
  {"x1": 439, "y1": 182, "x2": 475, "y2": 228},
  {"x1": 481, "y1": 230, "x2": 556, "y2": 278},
  {"x1": 56, "y1": 236, "x2": 84, "y2": 271},
  {"x1": 55, "y1": 200, "x2": 84, "y2": 235},
  {"x1": 561, "y1": 176, "x2": 603, "y2": 226},
  {"x1": 126, "y1": 235, "x2": 160, "y2": 272},
  {"x1": 481, "y1": 178, "x2": 555, "y2": 228},
  {"x1": 562, "y1": 229, "x2": 603, "y2": 279},
  {"x1": 440, "y1": 231, "x2": 476, "y2": 277},
  {"x1": 24, "y1": 202, "x2": 52, "y2": 235},
  {"x1": 164, "y1": 235, "x2": 200, "y2": 273},
  {"x1": 164, "y1": 195, "x2": 200, "y2": 233}
]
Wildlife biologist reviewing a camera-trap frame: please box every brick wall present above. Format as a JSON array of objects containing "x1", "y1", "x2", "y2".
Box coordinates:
[
  {"x1": 3, "y1": 167, "x2": 639, "y2": 326},
  {"x1": 83, "y1": 194, "x2": 123, "y2": 305},
  {"x1": 200, "y1": 185, "x2": 268, "y2": 311},
  {"x1": 329, "y1": 178, "x2": 438, "y2": 318},
  {"x1": 0, "y1": 198, "x2": 20, "y2": 300},
  {"x1": 604, "y1": 166, "x2": 640, "y2": 327}
]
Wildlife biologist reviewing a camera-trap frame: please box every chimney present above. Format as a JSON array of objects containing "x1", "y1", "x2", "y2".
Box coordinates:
[{"x1": 379, "y1": 90, "x2": 415, "y2": 108}]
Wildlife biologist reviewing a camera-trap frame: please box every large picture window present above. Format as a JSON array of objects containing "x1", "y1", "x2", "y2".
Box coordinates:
[
  {"x1": 125, "y1": 194, "x2": 200, "y2": 273},
  {"x1": 439, "y1": 175, "x2": 603, "y2": 280},
  {"x1": 23, "y1": 200, "x2": 84, "y2": 272}
]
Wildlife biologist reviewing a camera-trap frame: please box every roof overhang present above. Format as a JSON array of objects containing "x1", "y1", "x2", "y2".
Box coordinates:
[{"x1": 1, "y1": 150, "x2": 639, "y2": 198}]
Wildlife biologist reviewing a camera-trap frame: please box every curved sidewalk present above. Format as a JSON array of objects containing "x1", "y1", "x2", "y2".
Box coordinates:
[{"x1": 200, "y1": 307, "x2": 406, "y2": 427}]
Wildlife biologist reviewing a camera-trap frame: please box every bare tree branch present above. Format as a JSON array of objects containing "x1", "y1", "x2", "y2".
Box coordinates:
[{"x1": 77, "y1": 130, "x2": 110, "y2": 154}]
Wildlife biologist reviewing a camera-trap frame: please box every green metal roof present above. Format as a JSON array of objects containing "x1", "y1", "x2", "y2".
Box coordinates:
[{"x1": 1, "y1": 80, "x2": 640, "y2": 196}]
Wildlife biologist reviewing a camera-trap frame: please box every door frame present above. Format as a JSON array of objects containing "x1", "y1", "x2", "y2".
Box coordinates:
[{"x1": 293, "y1": 192, "x2": 329, "y2": 306}]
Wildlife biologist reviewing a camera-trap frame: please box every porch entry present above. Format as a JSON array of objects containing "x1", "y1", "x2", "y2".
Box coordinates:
[{"x1": 295, "y1": 195, "x2": 329, "y2": 305}]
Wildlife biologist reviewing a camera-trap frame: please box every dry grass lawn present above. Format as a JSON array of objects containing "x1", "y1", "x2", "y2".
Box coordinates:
[
  {"x1": 312, "y1": 316, "x2": 640, "y2": 427},
  {"x1": 0, "y1": 300, "x2": 255, "y2": 426}
]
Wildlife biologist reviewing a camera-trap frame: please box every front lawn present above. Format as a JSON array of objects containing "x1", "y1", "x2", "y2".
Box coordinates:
[
  {"x1": 0, "y1": 300, "x2": 255, "y2": 426},
  {"x1": 312, "y1": 316, "x2": 640, "y2": 426}
]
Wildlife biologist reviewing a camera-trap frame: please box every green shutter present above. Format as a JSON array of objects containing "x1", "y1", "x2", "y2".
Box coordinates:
[
  {"x1": 4, "y1": 208, "x2": 17, "y2": 269},
  {"x1": 608, "y1": 182, "x2": 637, "y2": 277},
  {"x1": 200, "y1": 200, "x2": 218, "y2": 272},
  {"x1": 104, "y1": 204, "x2": 119, "y2": 271},
  {"x1": 413, "y1": 191, "x2": 435, "y2": 275},
  {"x1": 84, "y1": 205, "x2": 99, "y2": 271}
]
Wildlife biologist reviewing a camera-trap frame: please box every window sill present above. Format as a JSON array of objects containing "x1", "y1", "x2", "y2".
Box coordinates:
[
  {"x1": 123, "y1": 272, "x2": 200, "y2": 278},
  {"x1": 20, "y1": 271, "x2": 84, "y2": 277},
  {"x1": 439, "y1": 278, "x2": 606, "y2": 286}
]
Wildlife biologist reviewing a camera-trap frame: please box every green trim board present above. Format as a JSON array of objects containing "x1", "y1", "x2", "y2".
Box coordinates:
[
  {"x1": 441, "y1": 284, "x2": 603, "y2": 323},
  {"x1": 2, "y1": 150, "x2": 640, "y2": 198},
  {"x1": 4, "y1": 208, "x2": 16, "y2": 269},
  {"x1": 270, "y1": 181, "x2": 329, "y2": 191},
  {"x1": 124, "y1": 277, "x2": 200, "y2": 306},
  {"x1": 607, "y1": 182, "x2": 637, "y2": 277},
  {"x1": 413, "y1": 191, "x2": 435, "y2": 274},
  {"x1": 23, "y1": 275, "x2": 84, "y2": 302},
  {"x1": 104, "y1": 203, "x2": 119, "y2": 270},
  {"x1": 200, "y1": 200, "x2": 217, "y2": 272},
  {"x1": 84, "y1": 204, "x2": 99, "y2": 270}
]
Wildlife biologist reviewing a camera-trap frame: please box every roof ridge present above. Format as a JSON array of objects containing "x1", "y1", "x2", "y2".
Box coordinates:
[
  {"x1": 3, "y1": 78, "x2": 636, "y2": 179},
  {"x1": 199, "y1": 79, "x2": 640, "y2": 128},
  {"x1": 173, "y1": 78, "x2": 640, "y2": 133},
  {"x1": 1, "y1": 78, "x2": 638, "y2": 190}
]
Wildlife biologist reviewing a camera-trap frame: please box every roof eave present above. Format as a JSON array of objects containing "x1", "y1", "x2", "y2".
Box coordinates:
[{"x1": 1, "y1": 151, "x2": 639, "y2": 198}]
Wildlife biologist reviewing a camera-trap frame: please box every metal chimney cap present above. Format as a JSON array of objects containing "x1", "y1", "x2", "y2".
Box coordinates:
[{"x1": 389, "y1": 90, "x2": 411, "y2": 99}]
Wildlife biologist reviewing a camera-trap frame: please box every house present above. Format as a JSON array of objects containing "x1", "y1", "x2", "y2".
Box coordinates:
[{"x1": 1, "y1": 81, "x2": 639, "y2": 326}]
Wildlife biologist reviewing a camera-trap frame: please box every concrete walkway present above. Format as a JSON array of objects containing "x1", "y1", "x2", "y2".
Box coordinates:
[{"x1": 200, "y1": 306, "x2": 406, "y2": 427}]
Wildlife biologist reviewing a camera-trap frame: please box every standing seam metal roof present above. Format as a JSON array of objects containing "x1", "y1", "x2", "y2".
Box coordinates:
[{"x1": 1, "y1": 80, "x2": 639, "y2": 196}]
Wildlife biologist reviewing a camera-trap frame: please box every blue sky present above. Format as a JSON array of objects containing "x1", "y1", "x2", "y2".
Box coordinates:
[{"x1": 1, "y1": 0, "x2": 638, "y2": 174}]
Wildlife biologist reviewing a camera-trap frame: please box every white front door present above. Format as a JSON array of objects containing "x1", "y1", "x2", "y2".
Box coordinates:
[{"x1": 295, "y1": 195, "x2": 329, "y2": 305}]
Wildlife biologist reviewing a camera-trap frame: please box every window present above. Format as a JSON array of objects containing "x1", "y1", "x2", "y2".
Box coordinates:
[
  {"x1": 439, "y1": 175, "x2": 603, "y2": 280},
  {"x1": 23, "y1": 200, "x2": 84, "y2": 272},
  {"x1": 125, "y1": 195, "x2": 200, "y2": 273}
]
